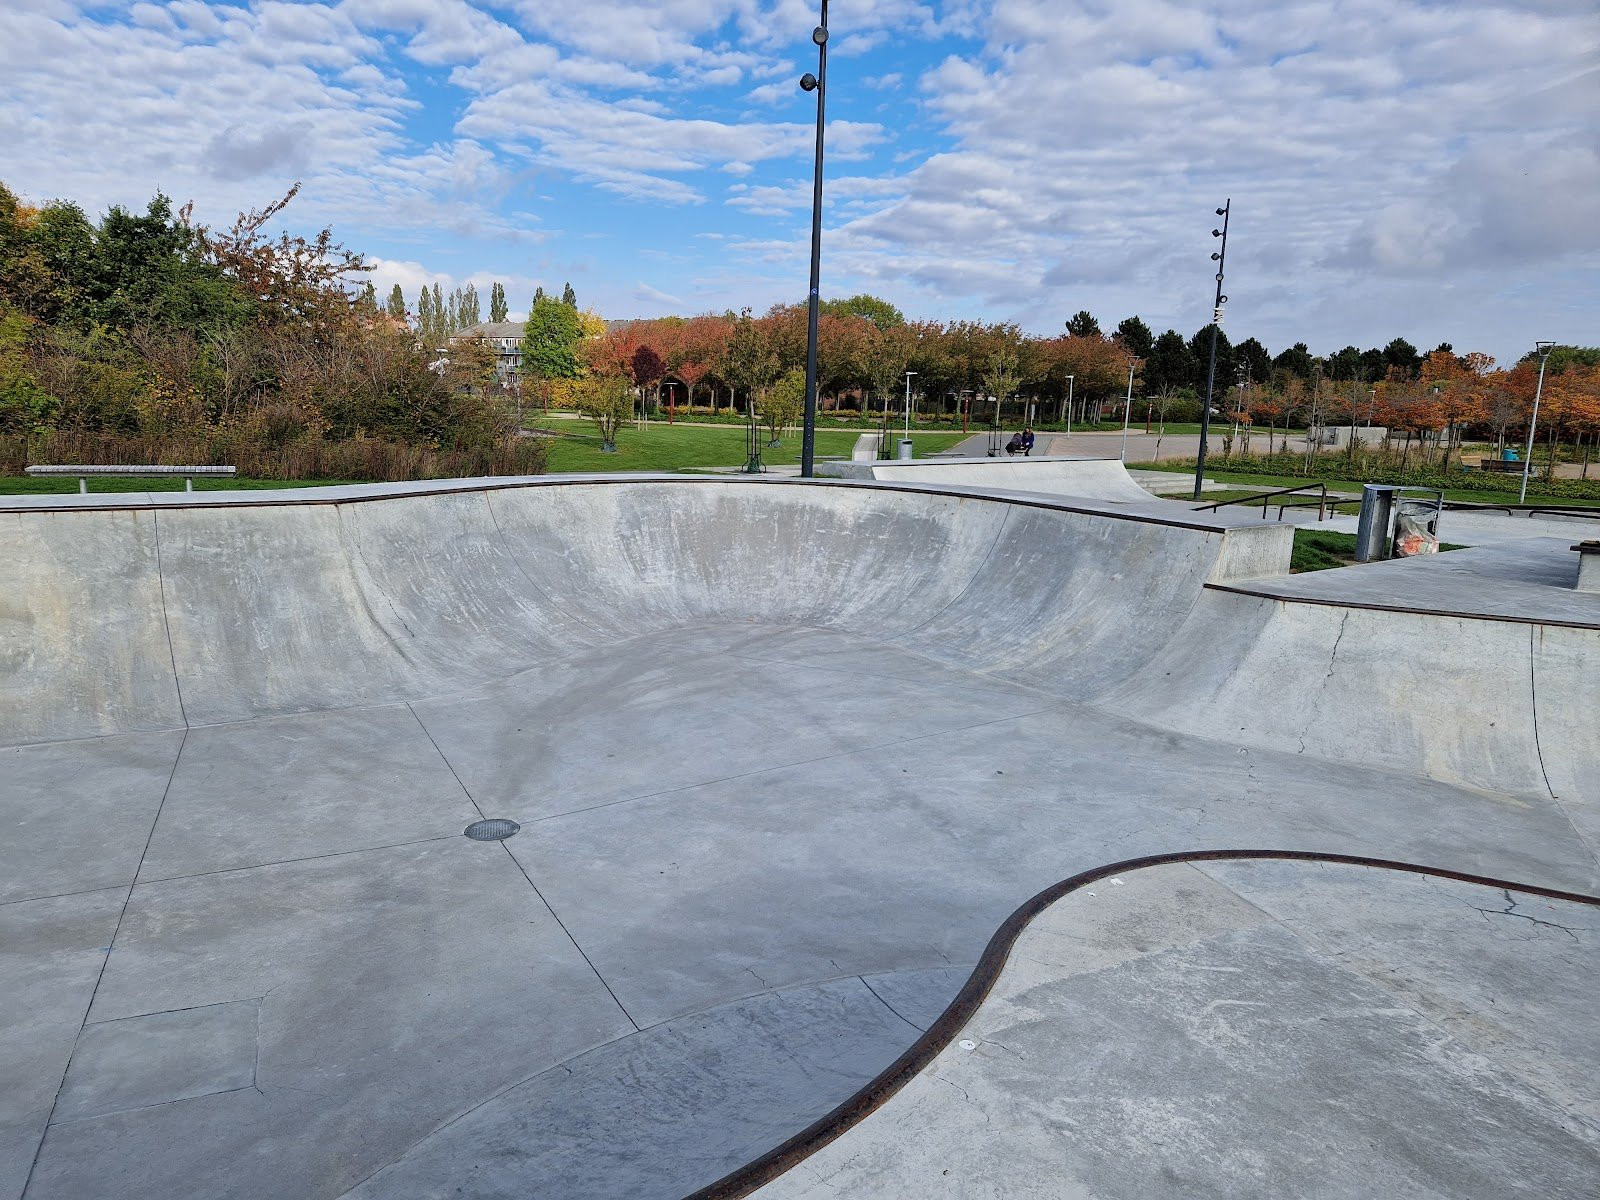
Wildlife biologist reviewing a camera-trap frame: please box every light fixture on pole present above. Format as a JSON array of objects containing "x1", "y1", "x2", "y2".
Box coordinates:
[
  {"x1": 1519, "y1": 341, "x2": 1556, "y2": 504},
  {"x1": 903, "y1": 370, "x2": 916, "y2": 438},
  {"x1": 1120, "y1": 358, "x2": 1140, "y2": 461},
  {"x1": 797, "y1": 3, "x2": 830, "y2": 478},
  {"x1": 1193, "y1": 199, "x2": 1230, "y2": 501},
  {"x1": 1060, "y1": 374, "x2": 1074, "y2": 430}
]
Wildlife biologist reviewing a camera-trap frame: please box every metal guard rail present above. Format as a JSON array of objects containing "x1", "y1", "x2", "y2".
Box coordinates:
[{"x1": 1192, "y1": 482, "x2": 1331, "y2": 522}]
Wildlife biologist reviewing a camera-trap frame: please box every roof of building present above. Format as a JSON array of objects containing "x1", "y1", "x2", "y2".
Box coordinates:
[{"x1": 452, "y1": 321, "x2": 526, "y2": 339}]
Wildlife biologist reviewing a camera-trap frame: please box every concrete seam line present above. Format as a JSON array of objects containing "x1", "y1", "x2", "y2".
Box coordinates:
[{"x1": 679, "y1": 848, "x2": 1600, "y2": 1200}]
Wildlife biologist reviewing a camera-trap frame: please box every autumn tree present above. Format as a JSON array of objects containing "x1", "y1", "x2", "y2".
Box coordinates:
[{"x1": 519, "y1": 293, "x2": 583, "y2": 407}]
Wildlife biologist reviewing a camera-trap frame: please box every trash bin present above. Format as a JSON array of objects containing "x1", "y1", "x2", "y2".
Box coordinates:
[
  {"x1": 1354, "y1": 485, "x2": 1399, "y2": 562},
  {"x1": 1392, "y1": 493, "x2": 1442, "y2": 558},
  {"x1": 898, "y1": 438, "x2": 914, "y2": 461}
]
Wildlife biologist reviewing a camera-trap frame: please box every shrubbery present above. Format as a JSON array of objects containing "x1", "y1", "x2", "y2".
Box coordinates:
[{"x1": 0, "y1": 181, "x2": 539, "y2": 481}]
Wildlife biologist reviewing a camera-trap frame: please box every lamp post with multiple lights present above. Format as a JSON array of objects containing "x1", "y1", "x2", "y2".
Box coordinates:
[
  {"x1": 796, "y1": 3, "x2": 830, "y2": 478},
  {"x1": 1193, "y1": 200, "x2": 1230, "y2": 501},
  {"x1": 1519, "y1": 341, "x2": 1557, "y2": 504}
]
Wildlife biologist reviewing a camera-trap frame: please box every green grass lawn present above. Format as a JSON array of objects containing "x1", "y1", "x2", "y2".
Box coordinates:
[
  {"x1": 1291, "y1": 529, "x2": 1466, "y2": 572},
  {"x1": 539, "y1": 422, "x2": 969, "y2": 474},
  {"x1": 1142, "y1": 462, "x2": 1600, "y2": 509},
  {"x1": 0, "y1": 475, "x2": 352, "y2": 495}
]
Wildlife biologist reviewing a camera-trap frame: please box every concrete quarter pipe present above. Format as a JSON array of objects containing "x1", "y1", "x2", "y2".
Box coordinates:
[{"x1": 2, "y1": 473, "x2": 1596, "y2": 1199}]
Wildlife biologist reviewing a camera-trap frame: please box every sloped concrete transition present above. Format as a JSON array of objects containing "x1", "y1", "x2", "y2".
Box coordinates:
[{"x1": 2, "y1": 468, "x2": 1596, "y2": 1199}]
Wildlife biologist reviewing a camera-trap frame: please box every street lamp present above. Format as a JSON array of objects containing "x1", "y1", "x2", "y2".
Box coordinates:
[
  {"x1": 1120, "y1": 358, "x2": 1141, "y2": 461},
  {"x1": 1193, "y1": 199, "x2": 1230, "y2": 501},
  {"x1": 903, "y1": 370, "x2": 916, "y2": 439},
  {"x1": 1519, "y1": 341, "x2": 1557, "y2": 504},
  {"x1": 797, "y1": 3, "x2": 830, "y2": 478},
  {"x1": 1060, "y1": 374, "x2": 1074, "y2": 430}
]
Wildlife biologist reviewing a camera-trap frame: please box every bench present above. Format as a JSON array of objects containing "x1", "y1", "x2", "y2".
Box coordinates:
[
  {"x1": 25, "y1": 465, "x2": 237, "y2": 493},
  {"x1": 1478, "y1": 458, "x2": 1522, "y2": 473}
]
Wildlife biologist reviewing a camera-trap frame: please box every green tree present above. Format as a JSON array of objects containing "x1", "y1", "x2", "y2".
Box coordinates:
[
  {"x1": 1383, "y1": 337, "x2": 1420, "y2": 378},
  {"x1": 821, "y1": 293, "x2": 904, "y2": 331},
  {"x1": 761, "y1": 366, "x2": 805, "y2": 446},
  {"x1": 1113, "y1": 316, "x2": 1154, "y2": 359},
  {"x1": 721, "y1": 308, "x2": 780, "y2": 411},
  {"x1": 1065, "y1": 310, "x2": 1101, "y2": 338},
  {"x1": 1188, "y1": 325, "x2": 1235, "y2": 396},
  {"x1": 561, "y1": 281, "x2": 577, "y2": 308},
  {"x1": 520, "y1": 294, "x2": 583, "y2": 392},
  {"x1": 1234, "y1": 336, "x2": 1272, "y2": 383},
  {"x1": 456, "y1": 283, "x2": 480, "y2": 328},
  {"x1": 1144, "y1": 336, "x2": 1178, "y2": 402},
  {"x1": 573, "y1": 372, "x2": 633, "y2": 451},
  {"x1": 489, "y1": 281, "x2": 508, "y2": 323},
  {"x1": 385, "y1": 284, "x2": 406, "y2": 321},
  {"x1": 1271, "y1": 341, "x2": 1313, "y2": 381}
]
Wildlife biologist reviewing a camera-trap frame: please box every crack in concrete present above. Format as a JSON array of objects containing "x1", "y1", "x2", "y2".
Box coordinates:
[{"x1": 1471, "y1": 888, "x2": 1582, "y2": 942}]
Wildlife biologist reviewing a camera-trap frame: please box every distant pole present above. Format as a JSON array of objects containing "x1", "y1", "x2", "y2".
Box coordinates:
[
  {"x1": 1062, "y1": 375, "x2": 1074, "y2": 431},
  {"x1": 1194, "y1": 199, "x2": 1230, "y2": 501},
  {"x1": 1120, "y1": 358, "x2": 1140, "y2": 461},
  {"x1": 1519, "y1": 341, "x2": 1556, "y2": 504},
  {"x1": 798, "y1": 2, "x2": 830, "y2": 478},
  {"x1": 904, "y1": 370, "x2": 916, "y2": 438}
]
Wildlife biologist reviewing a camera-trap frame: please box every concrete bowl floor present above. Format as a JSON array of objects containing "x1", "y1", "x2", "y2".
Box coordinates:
[{"x1": 2, "y1": 475, "x2": 1597, "y2": 1200}]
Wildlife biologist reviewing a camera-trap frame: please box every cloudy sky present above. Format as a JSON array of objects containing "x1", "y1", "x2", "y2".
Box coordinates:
[{"x1": 3, "y1": 0, "x2": 1596, "y2": 361}]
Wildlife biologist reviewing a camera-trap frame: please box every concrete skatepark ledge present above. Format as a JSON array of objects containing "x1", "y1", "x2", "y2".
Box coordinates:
[{"x1": 3, "y1": 465, "x2": 1597, "y2": 1198}]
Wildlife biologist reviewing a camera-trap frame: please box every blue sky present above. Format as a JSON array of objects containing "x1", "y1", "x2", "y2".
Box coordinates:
[{"x1": 3, "y1": 0, "x2": 1597, "y2": 363}]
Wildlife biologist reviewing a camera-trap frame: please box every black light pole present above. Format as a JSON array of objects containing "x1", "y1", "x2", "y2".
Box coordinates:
[
  {"x1": 798, "y1": 3, "x2": 830, "y2": 478},
  {"x1": 1193, "y1": 199, "x2": 1230, "y2": 501}
]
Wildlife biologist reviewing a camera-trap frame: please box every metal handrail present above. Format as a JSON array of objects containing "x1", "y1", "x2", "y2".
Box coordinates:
[{"x1": 1193, "y1": 482, "x2": 1332, "y2": 522}]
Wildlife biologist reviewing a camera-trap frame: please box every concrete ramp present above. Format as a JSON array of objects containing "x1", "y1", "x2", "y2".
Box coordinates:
[{"x1": 819, "y1": 455, "x2": 1161, "y2": 503}]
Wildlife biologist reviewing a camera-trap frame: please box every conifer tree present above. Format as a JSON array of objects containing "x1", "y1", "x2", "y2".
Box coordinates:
[
  {"x1": 385, "y1": 284, "x2": 406, "y2": 320},
  {"x1": 489, "y1": 281, "x2": 508, "y2": 323},
  {"x1": 561, "y1": 281, "x2": 577, "y2": 308}
]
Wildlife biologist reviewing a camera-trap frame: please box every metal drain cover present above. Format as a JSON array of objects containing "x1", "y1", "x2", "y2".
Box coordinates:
[{"x1": 464, "y1": 818, "x2": 521, "y2": 842}]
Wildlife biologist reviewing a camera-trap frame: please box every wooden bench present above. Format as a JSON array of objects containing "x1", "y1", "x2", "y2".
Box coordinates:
[
  {"x1": 25, "y1": 465, "x2": 237, "y2": 493},
  {"x1": 1477, "y1": 458, "x2": 1522, "y2": 473}
]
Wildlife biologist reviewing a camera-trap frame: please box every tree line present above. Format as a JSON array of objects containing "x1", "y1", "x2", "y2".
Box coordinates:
[{"x1": 0, "y1": 181, "x2": 541, "y2": 479}]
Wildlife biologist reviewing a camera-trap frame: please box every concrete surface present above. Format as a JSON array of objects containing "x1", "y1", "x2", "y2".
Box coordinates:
[
  {"x1": 2, "y1": 475, "x2": 1596, "y2": 1199},
  {"x1": 752, "y1": 860, "x2": 1600, "y2": 1200}
]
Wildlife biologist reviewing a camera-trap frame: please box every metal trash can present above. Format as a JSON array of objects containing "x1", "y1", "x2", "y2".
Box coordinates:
[
  {"x1": 1355, "y1": 485, "x2": 1399, "y2": 562},
  {"x1": 898, "y1": 438, "x2": 914, "y2": 461},
  {"x1": 1392, "y1": 492, "x2": 1443, "y2": 558}
]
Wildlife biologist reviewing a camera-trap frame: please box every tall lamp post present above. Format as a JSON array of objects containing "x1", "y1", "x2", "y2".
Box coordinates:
[
  {"x1": 1519, "y1": 341, "x2": 1556, "y2": 504},
  {"x1": 1060, "y1": 374, "x2": 1074, "y2": 430},
  {"x1": 903, "y1": 370, "x2": 916, "y2": 438},
  {"x1": 1193, "y1": 199, "x2": 1230, "y2": 501},
  {"x1": 797, "y1": 3, "x2": 830, "y2": 478},
  {"x1": 1119, "y1": 358, "x2": 1141, "y2": 461}
]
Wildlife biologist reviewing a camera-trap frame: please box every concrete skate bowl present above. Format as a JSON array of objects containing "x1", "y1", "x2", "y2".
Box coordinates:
[{"x1": 3, "y1": 476, "x2": 1597, "y2": 1200}]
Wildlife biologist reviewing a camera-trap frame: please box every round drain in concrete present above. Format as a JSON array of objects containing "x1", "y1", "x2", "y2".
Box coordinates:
[{"x1": 464, "y1": 818, "x2": 521, "y2": 842}]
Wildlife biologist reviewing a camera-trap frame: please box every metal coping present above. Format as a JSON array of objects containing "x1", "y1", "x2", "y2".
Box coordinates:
[
  {"x1": 1206, "y1": 579, "x2": 1600, "y2": 632},
  {"x1": 0, "y1": 473, "x2": 1268, "y2": 537},
  {"x1": 681, "y1": 848, "x2": 1600, "y2": 1200}
]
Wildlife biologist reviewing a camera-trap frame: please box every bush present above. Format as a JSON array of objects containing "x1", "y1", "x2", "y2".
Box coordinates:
[{"x1": 0, "y1": 428, "x2": 546, "y2": 481}]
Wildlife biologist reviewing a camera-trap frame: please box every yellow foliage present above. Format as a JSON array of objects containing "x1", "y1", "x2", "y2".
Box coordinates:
[{"x1": 578, "y1": 309, "x2": 608, "y2": 340}]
